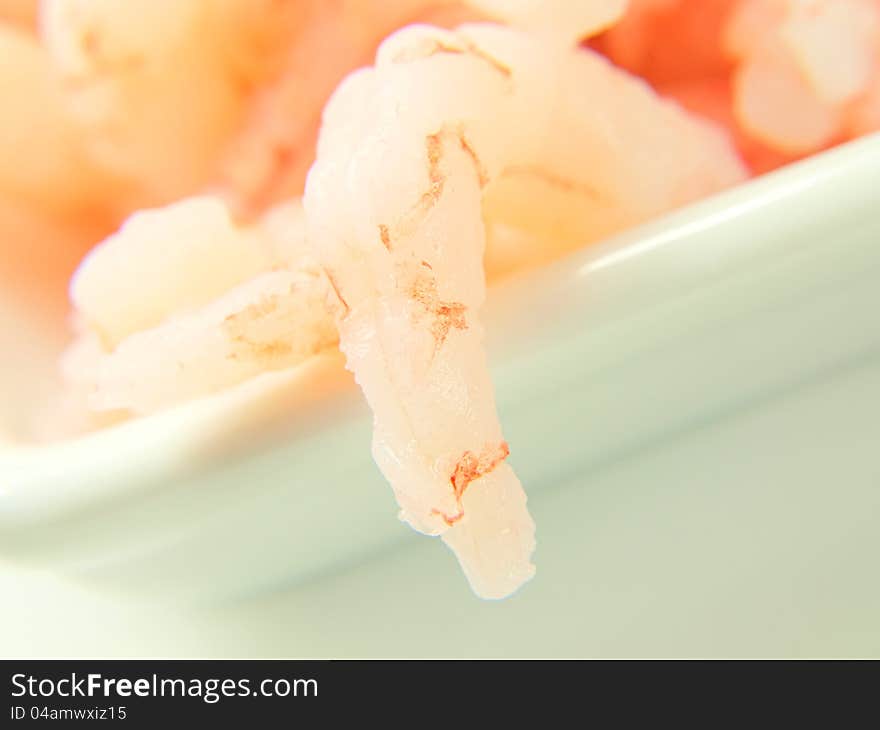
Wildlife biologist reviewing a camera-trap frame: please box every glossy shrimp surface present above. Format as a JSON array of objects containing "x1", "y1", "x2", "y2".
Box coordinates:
[
  {"x1": 304, "y1": 22, "x2": 745, "y2": 598},
  {"x1": 65, "y1": 197, "x2": 336, "y2": 416},
  {"x1": 595, "y1": 0, "x2": 880, "y2": 169},
  {"x1": 727, "y1": 0, "x2": 880, "y2": 153}
]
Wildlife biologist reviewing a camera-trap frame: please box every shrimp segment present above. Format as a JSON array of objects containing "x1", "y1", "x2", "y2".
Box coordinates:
[
  {"x1": 65, "y1": 197, "x2": 336, "y2": 416},
  {"x1": 305, "y1": 23, "x2": 744, "y2": 598},
  {"x1": 726, "y1": 0, "x2": 880, "y2": 153},
  {"x1": 71, "y1": 197, "x2": 275, "y2": 348},
  {"x1": 0, "y1": 23, "x2": 115, "y2": 217},
  {"x1": 85, "y1": 268, "x2": 336, "y2": 415},
  {"x1": 40, "y1": 0, "x2": 303, "y2": 207},
  {"x1": 306, "y1": 28, "x2": 532, "y2": 599}
]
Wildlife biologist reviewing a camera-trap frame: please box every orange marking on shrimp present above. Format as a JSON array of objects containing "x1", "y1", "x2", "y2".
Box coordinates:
[
  {"x1": 434, "y1": 441, "x2": 511, "y2": 526},
  {"x1": 450, "y1": 441, "x2": 510, "y2": 500},
  {"x1": 465, "y1": 42, "x2": 512, "y2": 79},
  {"x1": 436, "y1": 40, "x2": 512, "y2": 79},
  {"x1": 395, "y1": 39, "x2": 512, "y2": 79},
  {"x1": 410, "y1": 272, "x2": 438, "y2": 308},
  {"x1": 409, "y1": 126, "x2": 484, "y2": 222},
  {"x1": 421, "y1": 132, "x2": 446, "y2": 207},
  {"x1": 409, "y1": 272, "x2": 467, "y2": 349},
  {"x1": 431, "y1": 508, "x2": 465, "y2": 526},
  {"x1": 378, "y1": 224, "x2": 392, "y2": 250},
  {"x1": 458, "y1": 133, "x2": 489, "y2": 187},
  {"x1": 222, "y1": 294, "x2": 295, "y2": 360},
  {"x1": 431, "y1": 301, "x2": 467, "y2": 348},
  {"x1": 324, "y1": 268, "x2": 349, "y2": 316}
]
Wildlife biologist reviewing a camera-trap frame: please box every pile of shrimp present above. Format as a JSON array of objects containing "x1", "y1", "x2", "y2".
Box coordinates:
[
  {"x1": 592, "y1": 0, "x2": 880, "y2": 171},
  {"x1": 3, "y1": 0, "x2": 878, "y2": 598}
]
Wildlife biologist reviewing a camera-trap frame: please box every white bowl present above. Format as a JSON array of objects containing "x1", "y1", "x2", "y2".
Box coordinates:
[{"x1": 2, "y1": 134, "x2": 879, "y2": 656}]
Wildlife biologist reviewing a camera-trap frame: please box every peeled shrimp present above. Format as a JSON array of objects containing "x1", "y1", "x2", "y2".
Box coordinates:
[
  {"x1": 726, "y1": 0, "x2": 880, "y2": 153},
  {"x1": 66, "y1": 197, "x2": 336, "y2": 415},
  {"x1": 81, "y1": 269, "x2": 336, "y2": 415},
  {"x1": 41, "y1": 0, "x2": 302, "y2": 207},
  {"x1": 591, "y1": 0, "x2": 737, "y2": 86},
  {"x1": 304, "y1": 23, "x2": 745, "y2": 598},
  {"x1": 71, "y1": 197, "x2": 277, "y2": 348},
  {"x1": 0, "y1": 23, "x2": 115, "y2": 217},
  {"x1": 593, "y1": 0, "x2": 880, "y2": 169},
  {"x1": 0, "y1": 22, "x2": 119, "y2": 306},
  {"x1": 214, "y1": 0, "x2": 485, "y2": 217}
]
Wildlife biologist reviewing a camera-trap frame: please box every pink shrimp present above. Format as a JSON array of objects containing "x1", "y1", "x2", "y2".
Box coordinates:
[{"x1": 304, "y1": 22, "x2": 744, "y2": 597}]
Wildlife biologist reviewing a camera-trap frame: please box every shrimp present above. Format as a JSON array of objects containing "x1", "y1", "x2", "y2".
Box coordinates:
[
  {"x1": 82, "y1": 268, "x2": 336, "y2": 415},
  {"x1": 71, "y1": 197, "x2": 276, "y2": 348},
  {"x1": 0, "y1": 23, "x2": 120, "y2": 306},
  {"x1": 0, "y1": 23, "x2": 117, "y2": 217},
  {"x1": 304, "y1": 23, "x2": 745, "y2": 598},
  {"x1": 214, "y1": 0, "x2": 486, "y2": 217},
  {"x1": 590, "y1": 0, "x2": 738, "y2": 86},
  {"x1": 726, "y1": 0, "x2": 880, "y2": 153},
  {"x1": 591, "y1": 0, "x2": 880, "y2": 166},
  {"x1": 66, "y1": 197, "x2": 336, "y2": 415},
  {"x1": 40, "y1": 0, "x2": 302, "y2": 208}
]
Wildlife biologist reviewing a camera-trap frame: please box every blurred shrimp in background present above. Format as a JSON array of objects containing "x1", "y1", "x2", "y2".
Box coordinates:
[{"x1": 591, "y1": 0, "x2": 880, "y2": 171}]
